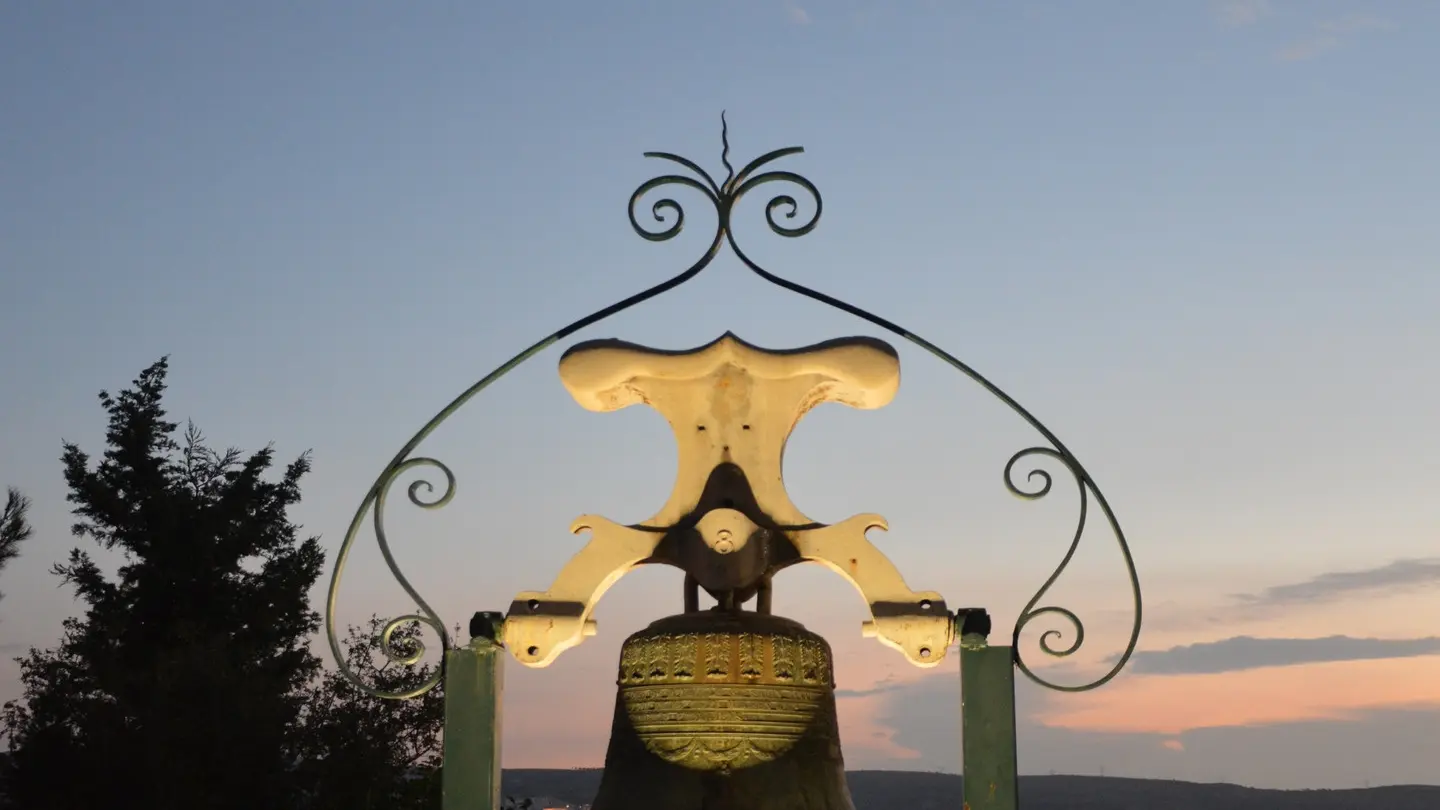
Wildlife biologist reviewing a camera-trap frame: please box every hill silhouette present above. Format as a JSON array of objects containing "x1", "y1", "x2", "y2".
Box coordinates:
[{"x1": 500, "y1": 768, "x2": 1440, "y2": 809}]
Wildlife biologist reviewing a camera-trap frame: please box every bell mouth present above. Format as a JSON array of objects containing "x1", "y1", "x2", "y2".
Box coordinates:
[{"x1": 616, "y1": 611, "x2": 836, "y2": 772}]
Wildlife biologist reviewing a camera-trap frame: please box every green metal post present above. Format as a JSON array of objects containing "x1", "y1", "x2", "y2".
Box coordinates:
[
  {"x1": 443, "y1": 612, "x2": 505, "y2": 810},
  {"x1": 959, "y1": 612, "x2": 1018, "y2": 810}
]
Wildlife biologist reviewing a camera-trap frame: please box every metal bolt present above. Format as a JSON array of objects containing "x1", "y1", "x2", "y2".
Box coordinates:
[{"x1": 469, "y1": 611, "x2": 505, "y2": 642}]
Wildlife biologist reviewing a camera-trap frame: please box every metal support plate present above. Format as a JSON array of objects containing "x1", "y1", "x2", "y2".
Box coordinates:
[
  {"x1": 960, "y1": 641, "x2": 1018, "y2": 810},
  {"x1": 443, "y1": 634, "x2": 504, "y2": 810}
]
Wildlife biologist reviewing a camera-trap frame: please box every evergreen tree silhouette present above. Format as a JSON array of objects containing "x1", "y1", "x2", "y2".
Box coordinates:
[
  {"x1": 0, "y1": 487, "x2": 32, "y2": 608},
  {"x1": 2, "y1": 358, "x2": 323, "y2": 810}
]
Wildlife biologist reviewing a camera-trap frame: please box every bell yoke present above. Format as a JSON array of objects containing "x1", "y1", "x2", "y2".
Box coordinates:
[{"x1": 501, "y1": 331, "x2": 953, "y2": 670}]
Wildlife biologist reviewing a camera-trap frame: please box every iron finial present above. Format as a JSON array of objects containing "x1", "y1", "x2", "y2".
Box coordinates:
[{"x1": 720, "y1": 110, "x2": 735, "y2": 191}]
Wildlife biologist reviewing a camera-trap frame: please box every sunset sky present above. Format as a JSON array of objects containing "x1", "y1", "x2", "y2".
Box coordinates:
[{"x1": 2, "y1": 1, "x2": 1437, "y2": 790}]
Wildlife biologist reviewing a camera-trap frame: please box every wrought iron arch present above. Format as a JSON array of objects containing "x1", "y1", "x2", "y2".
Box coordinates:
[{"x1": 324, "y1": 113, "x2": 1142, "y2": 699}]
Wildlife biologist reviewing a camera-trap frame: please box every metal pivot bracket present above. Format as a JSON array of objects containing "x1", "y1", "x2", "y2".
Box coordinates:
[
  {"x1": 503, "y1": 516, "x2": 651, "y2": 668},
  {"x1": 502, "y1": 332, "x2": 953, "y2": 668},
  {"x1": 795, "y1": 515, "x2": 951, "y2": 667}
]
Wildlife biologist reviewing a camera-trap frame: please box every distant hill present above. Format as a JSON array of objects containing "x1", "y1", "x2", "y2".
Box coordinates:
[{"x1": 501, "y1": 769, "x2": 1440, "y2": 810}]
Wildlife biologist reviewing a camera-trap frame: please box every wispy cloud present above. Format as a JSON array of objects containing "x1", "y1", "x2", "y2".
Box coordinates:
[
  {"x1": 1040, "y1": 654, "x2": 1440, "y2": 736},
  {"x1": 836, "y1": 673, "x2": 906, "y2": 699},
  {"x1": 1317, "y1": 14, "x2": 1396, "y2": 34},
  {"x1": 845, "y1": 668, "x2": 1440, "y2": 786},
  {"x1": 1277, "y1": 38, "x2": 1334, "y2": 62},
  {"x1": 1278, "y1": 13, "x2": 1394, "y2": 61},
  {"x1": 1213, "y1": 0, "x2": 1271, "y2": 27},
  {"x1": 1235, "y1": 558, "x2": 1440, "y2": 606},
  {"x1": 1119, "y1": 635, "x2": 1440, "y2": 675},
  {"x1": 784, "y1": 2, "x2": 811, "y2": 25}
]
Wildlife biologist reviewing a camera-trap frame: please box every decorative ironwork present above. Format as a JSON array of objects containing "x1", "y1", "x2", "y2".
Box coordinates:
[{"x1": 325, "y1": 112, "x2": 1141, "y2": 698}]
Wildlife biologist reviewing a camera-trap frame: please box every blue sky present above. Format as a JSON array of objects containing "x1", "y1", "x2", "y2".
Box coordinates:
[{"x1": 2, "y1": 1, "x2": 1437, "y2": 789}]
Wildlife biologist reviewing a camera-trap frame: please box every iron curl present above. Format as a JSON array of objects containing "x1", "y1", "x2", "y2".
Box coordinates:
[
  {"x1": 627, "y1": 173, "x2": 720, "y2": 243},
  {"x1": 1004, "y1": 447, "x2": 1141, "y2": 692},
  {"x1": 731, "y1": 169, "x2": 822, "y2": 239},
  {"x1": 1004, "y1": 446, "x2": 1060, "y2": 500},
  {"x1": 325, "y1": 457, "x2": 455, "y2": 699},
  {"x1": 1007, "y1": 448, "x2": 1088, "y2": 675}
]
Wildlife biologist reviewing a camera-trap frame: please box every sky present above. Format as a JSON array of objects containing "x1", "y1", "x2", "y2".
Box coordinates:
[{"x1": 1, "y1": 0, "x2": 1438, "y2": 791}]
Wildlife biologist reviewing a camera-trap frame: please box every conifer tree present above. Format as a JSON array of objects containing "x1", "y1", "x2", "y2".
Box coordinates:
[
  {"x1": 0, "y1": 487, "x2": 31, "y2": 607},
  {"x1": 1, "y1": 358, "x2": 324, "y2": 810}
]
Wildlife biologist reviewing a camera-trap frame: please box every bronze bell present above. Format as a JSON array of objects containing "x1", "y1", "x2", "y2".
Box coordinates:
[{"x1": 591, "y1": 609, "x2": 855, "y2": 810}]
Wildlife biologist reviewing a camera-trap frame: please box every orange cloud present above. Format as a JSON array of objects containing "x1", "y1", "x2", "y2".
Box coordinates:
[
  {"x1": 822, "y1": 632, "x2": 938, "y2": 764},
  {"x1": 836, "y1": 691, "x2": 926, "y2": 763},
  {"x1": 1037, "y1": 655, "x2": 1440, "y2": 735}
]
